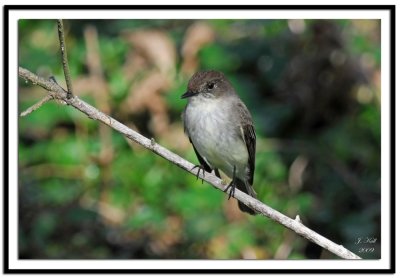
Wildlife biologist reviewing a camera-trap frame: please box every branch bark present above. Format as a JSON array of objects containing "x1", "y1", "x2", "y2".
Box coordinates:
[
  {"x1": 57, "y1": 19, "x2": 73, "y2": 99},
  {"x1": 20, "y1": 94, "x2": 53, "y2": 117},
  {"x1": 18, "y1": 66, "x2": 361, "y2": 260}
]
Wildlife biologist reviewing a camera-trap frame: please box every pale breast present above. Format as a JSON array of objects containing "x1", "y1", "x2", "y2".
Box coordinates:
[{"x1": 184, "y1": 98, "x2": 249, "y2": 178}]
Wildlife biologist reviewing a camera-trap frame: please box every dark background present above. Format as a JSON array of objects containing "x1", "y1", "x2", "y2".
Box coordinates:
[{"x1": 18, "y1": 19, "x2": 381, "y2": 259}]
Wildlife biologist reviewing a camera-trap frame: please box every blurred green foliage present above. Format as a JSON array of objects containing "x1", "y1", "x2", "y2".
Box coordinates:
[{"x1": 18, "y1": 19, "x2": 381, "y2": 259}]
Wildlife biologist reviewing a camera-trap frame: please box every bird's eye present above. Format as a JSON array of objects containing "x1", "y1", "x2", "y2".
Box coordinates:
[{"x1": 207, "y1": 82, "x2": 215, "y2": 90}]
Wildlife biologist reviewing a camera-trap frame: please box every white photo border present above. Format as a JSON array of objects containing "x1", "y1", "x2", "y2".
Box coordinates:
[{"x1": 4, "y1": 5, "x2": 395, "y2": 274}]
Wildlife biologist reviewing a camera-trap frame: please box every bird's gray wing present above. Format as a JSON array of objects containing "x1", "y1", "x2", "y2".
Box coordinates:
[
  {"x1": 242, "y1": 124, "x2": 256, "y2": 185},
  {"x1": 236, "y1": 102, "x2": 256, "y2": 185}
]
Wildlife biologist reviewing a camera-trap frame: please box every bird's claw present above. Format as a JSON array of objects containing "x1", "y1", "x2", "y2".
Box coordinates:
[
  {"x1": 223, "y1": 182, "x2": 236, "y2": 200},
  {"x1": 223, "y1": 165, "x2": 237, "y2": 200},
  {"x1": 191, "y1": 165, "x2": 206, "y2": 183}
]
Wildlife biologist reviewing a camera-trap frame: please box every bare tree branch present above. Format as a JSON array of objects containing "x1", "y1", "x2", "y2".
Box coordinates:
[
  {"x1": 57, "y1": 19, "x2": 73, "y2": 99},
  {"x1": 20, "y1": 94, "x2": 53, "y2": 117},
  {"x1": 18, "y1": 66, "x2": 362, "y2": 260}
]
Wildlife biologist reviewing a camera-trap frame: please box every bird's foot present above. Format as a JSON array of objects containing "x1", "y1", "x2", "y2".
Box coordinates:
[
  {"x1": 223, "y1": 181, "x2": 236, "y2": 200},
  {"x1": 191, "y1": 164, "x2": 206, "y2": 183},
  {"x1": 223, "y1": 165, "x2": 237, "y2": 200}
]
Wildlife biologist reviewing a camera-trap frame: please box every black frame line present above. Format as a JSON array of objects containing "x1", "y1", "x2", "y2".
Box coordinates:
[{"x1": 3, "y1": 4, "x2": 395, "y2": 274}]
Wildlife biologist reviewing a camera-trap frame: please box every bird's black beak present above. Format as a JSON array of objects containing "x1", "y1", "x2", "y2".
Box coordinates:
[{"x1": 181, "y1": 90, "x2": 198, "y2": 99}]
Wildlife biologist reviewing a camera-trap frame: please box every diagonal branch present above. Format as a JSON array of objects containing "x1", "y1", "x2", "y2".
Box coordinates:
[{"x1": 18, "y1": 66, "x2": 362, "y2": 260}]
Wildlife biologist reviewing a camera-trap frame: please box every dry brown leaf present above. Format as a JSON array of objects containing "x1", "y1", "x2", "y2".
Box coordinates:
[
  {"x1": 121, "y1": 71, "x2": 170, "y2": 136},
  {"x1": 159, "y1": 122, "x2": 191, "y2": 152},
  {"x1": 223, "y1": 197, "x2": 247, "y2": 222},
  {"x1": 122, "y1": 51, "x2": 147, "y2": 81},
  {"x1": 123, "y1": 29, "x2": 176, "y2": 79},
  {"x1": 181, "y1": 22, "x2": 215, "y2": 76},
  {"x1": 120, "y1": 29, "x2": 179, "y2": 137}
]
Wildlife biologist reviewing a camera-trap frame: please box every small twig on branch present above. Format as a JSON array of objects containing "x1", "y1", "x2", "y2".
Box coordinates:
[
  {"x1": 57, "y1": 19, "x2": 73, "y2": 99},
  {"x1": 18, "y1": 66, "x2": 362, "y2": 260},
  {"x1": 20, "y1": 94, "x2": 53, "y2": 117}
]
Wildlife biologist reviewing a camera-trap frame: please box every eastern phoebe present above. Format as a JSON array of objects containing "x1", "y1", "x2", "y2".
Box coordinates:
[{"x1": 181, "y1": 70, "x2": 257, "y2": 215}]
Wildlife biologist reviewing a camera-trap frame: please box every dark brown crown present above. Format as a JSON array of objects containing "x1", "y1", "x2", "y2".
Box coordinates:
[{"x1": 187, "y1": 70, "x2": 226, "y2": 92}]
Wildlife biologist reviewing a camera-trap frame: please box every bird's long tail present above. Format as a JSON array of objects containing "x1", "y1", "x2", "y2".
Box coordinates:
[{"x1": 236, "y1": 179, "x2": 257, "y2": 215}]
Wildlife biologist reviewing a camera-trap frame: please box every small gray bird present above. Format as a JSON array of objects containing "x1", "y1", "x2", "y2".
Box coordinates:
[{"x1": 181, "y1": 70, "x2": 257, "y2": 215}]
